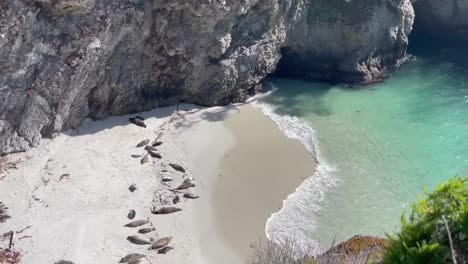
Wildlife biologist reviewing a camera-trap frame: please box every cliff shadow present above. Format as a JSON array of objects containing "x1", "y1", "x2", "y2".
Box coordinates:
[
  {"x1": 262, "y1": 77, "x2": 374, "y2": 118},
  {"x1": 65, "y1": 103, "x2": 239, "y2": 137}
]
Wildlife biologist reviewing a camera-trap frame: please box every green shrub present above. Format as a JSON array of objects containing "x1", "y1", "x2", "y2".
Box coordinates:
[{"x1": 383, "y1": 177, "x2": 468, "y2": 264}]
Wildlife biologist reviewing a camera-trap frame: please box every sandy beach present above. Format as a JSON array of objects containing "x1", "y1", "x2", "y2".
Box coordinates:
[{"x1": 0, "y1": 103, "x2": 316, "y2": 264}]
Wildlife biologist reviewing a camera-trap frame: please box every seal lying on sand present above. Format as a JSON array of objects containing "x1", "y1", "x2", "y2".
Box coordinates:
[
  {"x1": 119, "y1": 253, "x2": 145, "y2": 263},
  {"x1": 141, "y1": 154, "x2": 150, "y2": 164},
  {"x1": 158, "y1": 246, "x2": 174, "y2": 254},
  {"x1": 136, "y1": 139, "x2": 150, "y2": 147},
  {"x1": 151, "y1": 207, "x2": 181, "y2": 215},
  {"x1": 183, "y1": 193, "x2": 199, "y2": 199},
  {"x1": 129, "y1": 117, "x2": 147, "y2": 128},
  {"x1": 124, "y1": 219, "x2": 149, "y2": 227},
  {"x1": 147, "y1": 150, "x2": 162, "y2": 159},
  {"x1": 144, "y1": 145, "x2": 157, "y2": 151},
  {"x1": 169, "y1": 163, "x2": 185, "y2": 173},
  {"x1": 149, "y1": 237, "x2": 172, "y2": 250},
  {"x1": 173, "y1": 182, "x2": 195, "y2": 191},
  {"x1": 152, "y1": 141, "x2": 163, "y2": 147},
  {"x1": 127, "y1": 235, "x2": 151, "y2": 245},
  {"x1": 127, "y1": 210, "x2": 136, "y2": 219},
  {"x1": 138, "y1": 227, "x2": 155, "y2": 234}
]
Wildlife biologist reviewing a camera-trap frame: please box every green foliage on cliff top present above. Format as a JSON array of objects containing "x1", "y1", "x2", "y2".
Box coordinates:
[
  {"x1": 383, "y1": 177, "x2": 468, "y2": 264},
  {"x1": 307, "y1": 0, "x2": 383, "y2": 25}
]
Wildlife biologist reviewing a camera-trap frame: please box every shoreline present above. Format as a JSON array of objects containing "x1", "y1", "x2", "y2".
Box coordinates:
[{"x1": 0, "y1": 102, "x2": 317, "y2": 263}]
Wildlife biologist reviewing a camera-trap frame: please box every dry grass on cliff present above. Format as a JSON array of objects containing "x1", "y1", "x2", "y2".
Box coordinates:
[
  {"x1": 318, "y1": 235, "x2": 388, "y2": 264},
  {"x1": 249, "y1": 238, "x2": 317, "y2": 264},
  {"x1": 249, "y1": 236, "x2": 388, "y2": 264}
]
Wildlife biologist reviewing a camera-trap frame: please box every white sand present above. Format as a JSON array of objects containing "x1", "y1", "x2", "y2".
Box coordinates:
[
  {"x1": 0, "y1": 103, "x2": 316, "y2": 264},
  {"x1": 0, "y1": 104, "x2": 238, "y2": 264}
]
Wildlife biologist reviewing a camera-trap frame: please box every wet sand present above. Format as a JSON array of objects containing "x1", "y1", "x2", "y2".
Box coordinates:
[{"x1": 212, "y1": 104, "x2": 317, "y2": 262}]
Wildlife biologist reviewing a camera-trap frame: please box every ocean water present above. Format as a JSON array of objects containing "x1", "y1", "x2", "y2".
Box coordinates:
[{"x1": 256, "y1": 48, "x2": 468, "y2": 252}]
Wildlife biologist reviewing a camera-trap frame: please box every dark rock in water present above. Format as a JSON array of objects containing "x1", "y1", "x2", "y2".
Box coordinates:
[
  {"x1": 129, "y1": 184, "x2": 137, "y2": 192},
  {"x1": 130, "y1": 118, "x2": 147, "y2": 128},
  {"x1": 136, "y1": 139, "x2": 150, "y2": 148},
  {"x1": 169, "y1": 163, "x2": 185, "y2": 173},
  {"x1": 119, "y1": 253, "x2": 145, "y2": 263},
  {"x1": 127, "y1": 209, "x2": 136, "y2": 220},
  {"x1": 174, "y1": 182, "x2": 195, "y2": 191},
  {"x1": 54, "y1": 261, "x2": 74, "y2": 264},
  {"x1": 138, "y1": 227, "x2": 155, "y2": 234},
  {"x1": 124, "y1": 219, "x2": 149, "y2": 228},
  {"x1": 151, "y1": 207, "x2": 182, "y2": 215},
  {"x1": 183, "y1": 193, "x2": 199, "y2": 199},
  {"x1": 158, "y1": 246, "x2": 174, "y2": 254},
  {"x1": 172, "y1": 195, "x2": 180, "y2": 204},
  {"x1": 131, "y1": 154, "x2": 142, "y2": 158},
  {"x1": 135, "y1": 116, "x2": 145, "y2": 121},
  {"x1": 149, "y1": 237, "x2": 172, "y2": 250},
  {"x1": 147, "y1": 150, "x2": 162, "y2": 159},
  {"x1": 152, "y1": 141, "x2": 163, "y2": 147},
  {"x1": 144, "y1": 145, "x2": 157, "y2": 152},
  {"x1": 140, "y1": 154, "x2": 150, "y2": 164},
  {"x1": 127, "y1": 235, "x2": 151, "y2": 245}
]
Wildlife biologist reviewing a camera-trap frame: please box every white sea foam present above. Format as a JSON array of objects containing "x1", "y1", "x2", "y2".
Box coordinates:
[{"x1": 249, "y1": 85, "x2": 338, "y2": 255}]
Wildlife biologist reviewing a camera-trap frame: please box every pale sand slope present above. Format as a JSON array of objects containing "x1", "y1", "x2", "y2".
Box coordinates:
[{"x1": 0, "y1": 103, "x2": 316, "y2": 264}]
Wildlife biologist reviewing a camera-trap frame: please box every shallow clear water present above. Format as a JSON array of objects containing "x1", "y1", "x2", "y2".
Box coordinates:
[{"x1": 259, "y1": 49, "x2": 468, "y2": 249}]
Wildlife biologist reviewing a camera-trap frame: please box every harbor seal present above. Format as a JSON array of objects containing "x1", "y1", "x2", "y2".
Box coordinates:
[
  {"x1": 183, "y1": 193, "x2": 199, "y2": 199},
  {"x1": 147, "y1": 150, "x2": 162, "y2": 159},
  {"x1": 169, "y1": 163, "x2": 185, "y2": 173},
  {"x1": 138, "y1": 227, "x2": 155, "y2": 234},
  {"x1": 127, "y1": 210, "x2": 136, "y2": 219},
  {"x1": 127, "y1": 235, "x2": 151, "y2": 245},
  {"x1": 158, "y1": 246, "x2": 174, "y2": 254},
  {"x1": 149, "y1": 237, "x2": 172, "y2": 250},
  {"x1": 173, "y1": 182, "x2": 195, "y2": 191},
  {"x1": 124, "y1": 219, "x2": 149, "y2": 228},
  {"x1": 136, "y1": 139, "x2": 150, "y2": 148},
  {"x1": 151, "y1": 207, "x2": 181, "y2": 215},
  {"x1": 119, "y1": 253, "x2": 145, "y2": 263},
  {"x1": 140, "y1": 154, "x2": 150, "y2": 164},
  {"x1": 129, "y1": 117, "x2": 147, "y2": 128}
]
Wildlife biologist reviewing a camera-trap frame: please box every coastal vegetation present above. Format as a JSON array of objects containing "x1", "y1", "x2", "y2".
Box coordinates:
[{"x1": 383, "y1": 177, "x2": 468, "y2": 264}]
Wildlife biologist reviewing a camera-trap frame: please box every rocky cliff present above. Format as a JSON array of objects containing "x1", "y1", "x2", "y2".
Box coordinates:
[
  {"x1": 412, "y1": 0, "x2": 468, "y2": 42},
  {"x1": 277, "y1": 0, "x2": 414, "y2": 83},
  {"x1": 0, "y1": 0, "x2": 414, "y2": 154}
]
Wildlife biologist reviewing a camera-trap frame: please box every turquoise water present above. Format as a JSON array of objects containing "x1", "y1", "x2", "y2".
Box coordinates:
[{"x1": 260, "y1": 50, "x2": 468, "y2": 249}]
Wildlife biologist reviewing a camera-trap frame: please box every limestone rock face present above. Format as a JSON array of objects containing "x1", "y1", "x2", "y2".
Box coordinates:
[
  {"x1": 0, "y1": 0, "x2": 414, "y2": 154},
  {"x1": 412, "y1": 0, "x2": 468, "y2": 41},
  {"x1": 277, "y1": 0, "x2": 415, "y2": 83},
  {"x1": 0, "y1": 0, "x2": 309, "y2": 154}
]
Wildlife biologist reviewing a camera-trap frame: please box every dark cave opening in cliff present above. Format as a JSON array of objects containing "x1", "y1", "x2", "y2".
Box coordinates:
[{"x1": 408, "y1": 3, "x2": 468, "y2": 59}]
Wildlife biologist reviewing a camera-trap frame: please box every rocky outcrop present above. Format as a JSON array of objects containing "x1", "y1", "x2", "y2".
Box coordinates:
[
  {"x1": 276, "y1": 0, "x2": 414, "y2": 83},
  {"x1": 0, "y1": 0, "x2": 414, "y2": 154},
  {"x1": 412, "y1": 0, "x2": 468, "y2": 42}
]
